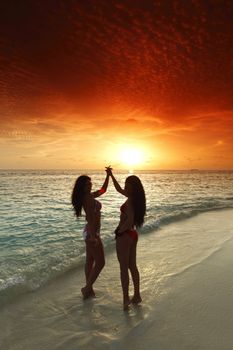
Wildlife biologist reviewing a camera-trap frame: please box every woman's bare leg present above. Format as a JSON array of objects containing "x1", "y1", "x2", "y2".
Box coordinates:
[
  {"x1": 129, "y1": 240, "x2": 142, "y2": 304},
  {"x1": 116, "y1": 234, "x2": 132, "y2": 310},
  {"x1": 82, "y1": 237, "x2": 105, "y2": 298},
  {"x1": 85, "y1": 246, "x2": 95, "y2": 297}
]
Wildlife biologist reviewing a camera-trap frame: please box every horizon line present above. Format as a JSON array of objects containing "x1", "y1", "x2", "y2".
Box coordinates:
[{"x1": 1, "y1": 168, "x2": 233, "y2": 172}]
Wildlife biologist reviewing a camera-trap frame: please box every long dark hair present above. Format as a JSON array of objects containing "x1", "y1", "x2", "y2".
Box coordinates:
[
  {"x1": 126, "y1": 175, "x2": 146, "y2": 228},
  {"x1": 71, "y1": 175, "x2": 90, "y2": 218}
]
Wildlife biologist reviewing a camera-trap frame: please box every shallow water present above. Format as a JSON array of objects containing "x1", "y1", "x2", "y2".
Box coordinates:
[{"x1": 1, "y1": 170, "x2": 233, "y2": 305}]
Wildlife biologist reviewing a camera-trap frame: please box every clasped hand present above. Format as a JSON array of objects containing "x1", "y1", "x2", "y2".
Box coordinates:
[{"x1": 105, "y1": 165, "x2": 113, "y2": 176}]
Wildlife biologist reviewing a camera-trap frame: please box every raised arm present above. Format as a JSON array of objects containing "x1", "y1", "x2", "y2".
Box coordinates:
[
  {"x1": 91, "y1": 169, "x2": 110, "y2": 198},
  {"x1": 109, "y1": 170, "x2": 127, "y2": 196}
]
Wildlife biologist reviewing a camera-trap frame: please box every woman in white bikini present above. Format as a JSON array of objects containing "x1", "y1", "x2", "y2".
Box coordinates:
[{"x1": 72, "y1": 167, "x2": 111, "y2": 299}]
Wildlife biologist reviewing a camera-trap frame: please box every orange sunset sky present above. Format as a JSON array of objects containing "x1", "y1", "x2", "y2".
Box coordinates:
[{"x1": 0, "y1": 0, "x2": 233, "y2": 170}]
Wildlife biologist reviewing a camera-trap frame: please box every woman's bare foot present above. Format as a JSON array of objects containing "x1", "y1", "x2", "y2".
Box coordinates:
[
  {"x1": 131, "y1": 295, "x2": 142, "y2": 304},
  {"x1": 123, "y1": 298, "x2": 131, "y2": 311},
  {"x1": 81, "y1": 286, "x2": 92, "y2": 299}
]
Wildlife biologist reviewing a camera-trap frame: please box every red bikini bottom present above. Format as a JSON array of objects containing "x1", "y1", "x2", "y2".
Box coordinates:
[{"x1": 115, "y1": 229, "x2": 138, "y2": 241}]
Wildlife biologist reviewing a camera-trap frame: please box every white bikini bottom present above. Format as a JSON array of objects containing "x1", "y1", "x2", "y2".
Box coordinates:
[{"x1": 83, "y1": 224, "x2": 100, "y2": 240}]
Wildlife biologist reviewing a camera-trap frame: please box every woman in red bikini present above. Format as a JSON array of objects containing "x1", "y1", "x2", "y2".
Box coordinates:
[
  {"x1": 107, "y1": 168, "x2": 146, "y2": 310},
  {"x1": 71, "y1": 167, "x2": 111, "y2": 299}
]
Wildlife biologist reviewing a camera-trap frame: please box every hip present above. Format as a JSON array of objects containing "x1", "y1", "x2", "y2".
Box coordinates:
[
  {"x1": 83, "y1": 224, "x2": 100, "y2": 240},
  {"x1": 115, "y1": 228, "x2": 138, "y2": 241}
]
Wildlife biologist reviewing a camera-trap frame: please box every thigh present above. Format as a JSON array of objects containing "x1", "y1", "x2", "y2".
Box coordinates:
[
  {"x1": 94, "y1": 237, "x2": 105, "y2": 263},
  {"x1": 86, "y1": 237, "x2": 104, "y2": 262},
  {"x1": 129, "y1": 239, "x2": 137, "y2": 268},
  {"x1": 116, "y1": 234, "x2": 132, "y2": 266},
  {"x1": 85, "y1": 240, "x2": 95, "y2": 259}
]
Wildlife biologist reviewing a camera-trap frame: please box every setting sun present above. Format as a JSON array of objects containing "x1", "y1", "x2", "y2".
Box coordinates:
[
  {"x1": 107, "y1": 143, "x2": 146, "y2": 169},
  {"x1": 120, "y1": 148, "x2": 143, "y2": 166},
  {"x1": 0, "y1": 1, "x2": 233, "y2": 172}
]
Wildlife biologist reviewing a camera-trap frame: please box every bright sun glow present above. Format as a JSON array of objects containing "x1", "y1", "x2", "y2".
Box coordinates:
[
  {"x1": 110, "y1": 142, "x2": 155, "y2": 170},
  {"x1": 119, "y1": 147, "x2": 144, "y2": 167}
]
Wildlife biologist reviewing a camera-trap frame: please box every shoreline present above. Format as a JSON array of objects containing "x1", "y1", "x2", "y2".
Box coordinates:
[
  {"x1": 1, "y1": 208, "x2": 233, "y2": 349},
  {"x1": 2, "y1": 206, "x2": 233, "y2": 309}
]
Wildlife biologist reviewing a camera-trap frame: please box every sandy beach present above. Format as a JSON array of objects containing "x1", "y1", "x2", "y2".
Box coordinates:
[
  {"x1": 1, "y1": 0, "x2": 233, "y2": 347},
  {"x1": 1, "y1": 208, "x2": 233, "y2": 350}
]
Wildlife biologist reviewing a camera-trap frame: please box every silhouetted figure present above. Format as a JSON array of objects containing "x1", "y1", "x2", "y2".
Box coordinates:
[
  {"x1": 71, "y1": 168, "x2": 110, "y2": 299},
  {"x1": 107, "y1": 168, "x2": 146, "y2": 310}
]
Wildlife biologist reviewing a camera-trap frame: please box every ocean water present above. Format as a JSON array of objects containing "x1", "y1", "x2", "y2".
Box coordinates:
[{"x1": 1, "y1": 169, "x2": 233, "y2": 307}]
